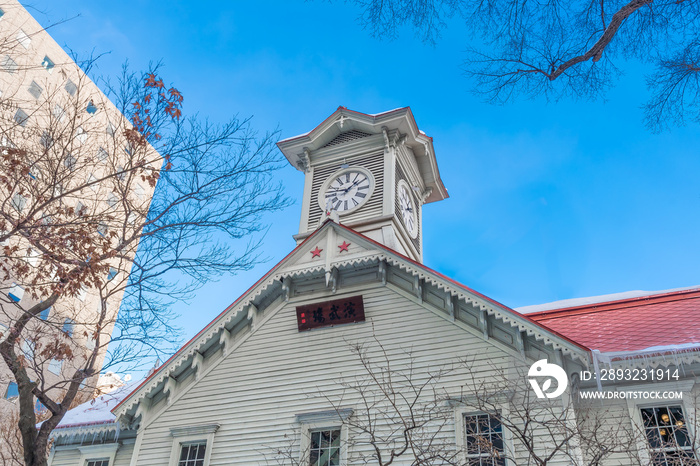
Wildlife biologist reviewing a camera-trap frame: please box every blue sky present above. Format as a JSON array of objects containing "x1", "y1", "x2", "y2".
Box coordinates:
[{"x1": 26, "y1": 1, "x2": 700, "y2": 349}]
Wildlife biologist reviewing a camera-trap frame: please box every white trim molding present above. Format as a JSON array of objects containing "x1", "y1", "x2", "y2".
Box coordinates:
[{"x1": 167, "y1": 423, "x2": 220, "y2": 466}]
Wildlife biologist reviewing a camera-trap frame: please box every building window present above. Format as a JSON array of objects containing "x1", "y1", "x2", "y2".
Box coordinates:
[
  {"x1": 62, "y1": 318, "x2": 74, "y2": 337},
  {"x1": 106, "y1": 122, "x2": 116, "y2": 136},
  {"x1": 177, "y1": 442, "x2": 207, "y2": 466},
  {"x1": 4, "y1": 382, "x2": 18, "y2": 399},
  {"x1": 41, "y1": 56, "x2": 54, "y2": 72},
  {"x1": 64, "y1": 153, "x2": 77, "y2": 171},
  {"x1": 2, "y1": 55, "x2": 17, "y2": 74},
  {"x1": 86, "y1": 100, "x2": 98, "y2": 114},
  {"x1": 0, "y1": 8, "x2": 5, "y2": 18},
  {"x1": 64, "y1": 79, "x2": 77, "y2": 96},
  {"x1": 14, "y1": 108, "x2": 29, "y2": 126},
  {"x1": 28, "y1": 81, "x2": 42, "y2": 99},
  {"x1": 40, "y1": 131, "x2": 53, "y2": 148},
  {"x1": 47, "y1": 359, "x2": 62, "y2": 375},
  {"x1": 106, "y1": 192, "x2": 118, "y2": 208},
  {"x1": 464, "y1": 413, "x2": 506, "y2": 466},
  {"x1": 8, "y1": 283, "x2": 24, "y2": 302},
  {"x1": 107, "y1": 267, "x2": 118, "y2": 281},
  {"x1": 16, "y1": 30, "x2": 30, "y2": 49},
  {"x1": 53, "y1": 104, "x2": 65, "y2": 121},
  {"x1": 86, "y1": 460, "x2": 109, "y2": 466},
  {"x1": 97, "y1": 147, "x2": 109, "y2": 162},
  {"x1": 642, "y1": 405, "x2": 696, "y2": 465},
  {"x1": 309, "y1": 428, "x2": 341, "y2": 466},
  {"x1": 77, "y1": 126, "x2": 88, "y2": 143},
  {"x1": 97, "y1": 222, "x2": 108, "y2": 237},
  {"x1": 168, "y1": 424, "x2": 219, "y2": 466},
  {"x1": 11, "y1": 194, "x2": 26, "y2": 212},
  {"x1": 39, "y1": 306, "x2": 51, "y2": 320}
]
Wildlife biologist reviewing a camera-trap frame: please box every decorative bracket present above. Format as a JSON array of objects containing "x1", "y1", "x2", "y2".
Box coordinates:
[
  {"x1": 378, "y1": 260, "x2": 387, "y2": 285},
  {"x1": 164, "y1": 376, "x2": 177, "y2": 406},
  {"x1": 219, "y1": 327, "x2": 232, "y2": 356},
  {"x1": 479, "y1": 309, "x2": 489, "y2": 341},
  {"x1": 191, "y1": 352, "x2": 204, "y2": 381},
  {"x1": 326, "y1": 267, "x2": 338, "y2": 293},
  {"x1": 281, "y1": 277, "x2": 292, "y2": 302},
  {"x1": 297, "y1": 148, "x2": 311, "y2": 172},
  {"x1": 414, "y1": 276, "x2": 423, "y2": 302}
]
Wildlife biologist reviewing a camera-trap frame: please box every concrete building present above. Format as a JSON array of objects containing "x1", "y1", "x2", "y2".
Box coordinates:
[
  {"x1": 45, "y1": 107, "x2": 699, "y2": 466},
  {"x1": 0, "y1": 0, "x2": 158, "y2": 421}
]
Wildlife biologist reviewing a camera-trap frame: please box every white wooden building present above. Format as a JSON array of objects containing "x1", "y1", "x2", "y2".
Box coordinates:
[{"x1": 47, "y1": 108, "x2": 700, "y2": 466}]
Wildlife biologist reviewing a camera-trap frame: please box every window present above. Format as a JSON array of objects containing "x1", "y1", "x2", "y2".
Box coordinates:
[
  {"x1": 77, "y1": 126, "x2": 88, "y2": 144},
  {"x1": 177, "y1": 442, "x2": 206, "y2": 466},
  {"x1": 309, "y1": 429, "x2": 341, "y2": 466},
  {"x1": 64, "y1": 153, "x2": 77, "y2": 171},
  {"x1": 41, "y1": 56, "x2": 54, "y2": 72},
  {"x1": 168, "y1": 424, "x2": 218, "y2": 466},
  {"x1": 2, "y1": 55, "x2": 17, "y2": 74},
  {"x1": 97, "y1": 147, "x2": 109, "y2": 162},
  {"x1": 106, "y1": 122, "x2": 116, "y2": 136},
  {"x1": 28, "y1": 80, "x2": 42, "y2": 99},
  {"x1": 16, "y1": 30, "x2": 30, "y2": 49},
  {"x1": 106, "y1": 192, "x2": 118, "y2": 208},
  {"x1": 53, "y1": 104, "x2": 65, "y2": 121},
  {"x1": 14, "y1": 108, "x2": 29, "y2": 126},
  {"x1": 116, "y1": 166, "x2": 126, "y2": 181},
  {"x1": 97, "y1": 222, "x2": 108, "y2": 237},
  {"x1": 75, "y1": 201, "x2": 86, "y2": 216},
  {"x1": 107, "y1": 267, "x2": 118, "y2": 281},
  {"x1": 39, "y1": 306, "x2": 51, "y2": 320},
  {"x1": 11, "y1": 193, "x2": 26, "y2": 212},
  {"x1": 86, "y1": 460, "x2": 109, "y2": 466},
  {"x1": 8, "y1": 283, "x2": 24, "y2": 302},
  {"x1": 0, "y1": 8, "x2": 4, "y2": 18},
  {"x1": 21, "y1": 340, "x2": 34, "y2": 360},
  {"x1": 40, "y1": 131, "x2": 53, "y2": 148},
  {"x1": 5, "y1": 382, "x2": 18, "y2": 399},
  {"x1": 642, "y1": 405, "x2": 696, "y2": 465},
  {"x1": 296, "y1": 410, "x2": 350, "y2": 466},
  {"x1": 86, "y1": 100, "x2": 98, "y2": 114},
  {"x1": 47, "y1": 358, "x2": 62, "y2": 375},
  {"x1": 62, "y1": 318, "x2": 74, "y2": 337},
  {"x1": 35, "y1": 398, "x2": 45, "y2": 413},
  {"x1": 64, "y1": 79, "x2": 77, "y2": 96},
  {"x1": 463, "y1": 413, "x2": 506, "y2": 466}
]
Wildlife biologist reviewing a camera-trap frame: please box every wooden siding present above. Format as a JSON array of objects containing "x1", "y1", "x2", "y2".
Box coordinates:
[{"x1": 131, "y1": 284, "x2": 573, "y2": 465}]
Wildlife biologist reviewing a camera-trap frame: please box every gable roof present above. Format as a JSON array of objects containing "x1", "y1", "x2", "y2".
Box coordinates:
[
  {"x1": 526, "y1": 287, "x2": 700, "y2": 353},
  {"x1": 111, "y1": 220, "x2": 592, "y2": 421},
  {"x1": 277, "y1": 106, "x2": 448, "y2": 204}
]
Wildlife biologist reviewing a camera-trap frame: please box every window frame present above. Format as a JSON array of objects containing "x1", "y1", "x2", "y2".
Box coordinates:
[
  {"x1": 624, "y1": 380, "x2": 697, "y2": 465},
  {"x1": 77, "y1": 444, "x2": 118, "y2": 466},
  {"x1": 455, "y1": 406, "x2": 513, "y2": 466},
  {"x1": 167, "y1": 424, "x2": 219, "y2": 466},
  {"x1": 295, "y1": 409, "x2": 352, "y2": 466}
]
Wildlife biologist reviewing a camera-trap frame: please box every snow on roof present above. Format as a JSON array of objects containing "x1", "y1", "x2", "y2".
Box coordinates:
[
  {"x1": 516, "y1": 285, "x2": 700, "y2": 314},
  {"x1": 524, "y1": 287, "x2": 700, "y2": 352},
  {"x1": 51, "y1": 379, "x2": 141, "y2": 429}
]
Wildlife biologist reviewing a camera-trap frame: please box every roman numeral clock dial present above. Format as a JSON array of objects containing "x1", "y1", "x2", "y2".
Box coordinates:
[
  {"x1": 319, "y1": 167, "x2": 375, "y2": 214},
  {"x1": 397, "y1": 180, "x2": 418, "y2": 239}
]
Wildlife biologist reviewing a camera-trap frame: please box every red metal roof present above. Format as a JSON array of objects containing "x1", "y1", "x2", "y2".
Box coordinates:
[{"x1": 528, "y1": 289, "x2": 700, "y2": 352}]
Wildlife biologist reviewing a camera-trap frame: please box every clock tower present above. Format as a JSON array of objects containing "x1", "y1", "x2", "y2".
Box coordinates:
[{"x1": 277, "y1": 107, "x2": 448, "y2": 263}]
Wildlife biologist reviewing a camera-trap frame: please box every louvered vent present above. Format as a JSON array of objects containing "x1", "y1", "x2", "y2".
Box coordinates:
[
  {"x1": 308, "y1": 151, "x2": 384, "y2": 230},
  {"x1": 323, "y1": 130, "x2": 372, "y2": 147}
]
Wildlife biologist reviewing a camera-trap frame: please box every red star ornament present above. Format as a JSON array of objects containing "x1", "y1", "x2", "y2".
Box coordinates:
[
  {"x1": 310, "y1": 246, "x2": 323, "y2": 258},
  {"x1": 338, "y1": 241, "x2": 350, "y2": 252}
]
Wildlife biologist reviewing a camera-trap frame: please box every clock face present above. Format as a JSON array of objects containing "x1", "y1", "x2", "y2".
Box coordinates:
[
  {"x1": 397, "y1": 180, "x2": 418, "y2": 239},
  {"x1": 319, "y1": 167, "x2": 374, "y2": 214}
]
